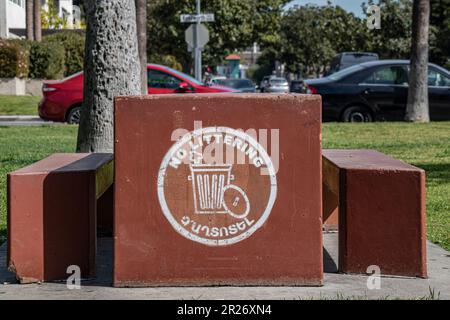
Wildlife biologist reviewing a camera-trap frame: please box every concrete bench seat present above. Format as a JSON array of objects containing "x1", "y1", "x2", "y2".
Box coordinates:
[
  {"x1": 322, "y1": 149, "x2": 427, "y2": 278},
  {"x1": 7, "y1": 153, "x2": 113, "y2": 283}
]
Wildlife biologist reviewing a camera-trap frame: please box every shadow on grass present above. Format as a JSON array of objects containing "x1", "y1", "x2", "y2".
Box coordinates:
[
  {"x1": 413, "y1": 163, "x2": 450, "y2": 184},
  {"x1": 0, "y1": 229, "x2": 5, "y2": 246}
]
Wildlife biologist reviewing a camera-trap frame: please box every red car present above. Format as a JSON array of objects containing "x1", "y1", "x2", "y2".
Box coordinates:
[{"x1": 38, "y1": 64, "x2": 235, "y2": 124}]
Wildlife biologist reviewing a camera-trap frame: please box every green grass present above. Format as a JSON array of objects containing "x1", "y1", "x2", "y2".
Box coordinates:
[
  {"x1": 0, "y1": 125, "x2": 77, "y2": 243},
  {"x1": 0, "y1": 95, "x2": 41, "y2": 115},
  {"x1": 322, "y1": 122, "x2": 450, "y2": 250},
  {"x1": 0, "y1": 122, "x2": 449, "y2": 251}
]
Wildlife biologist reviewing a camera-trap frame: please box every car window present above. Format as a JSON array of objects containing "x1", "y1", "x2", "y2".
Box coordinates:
[
  {"x1": 364, "y1": 66, "x2": 408, "y2": 85},
  {"x1": 428, "y1": 69, "x2": 450, "y2": 87},
  {"x1": 270, "y1": 78, "x2": 288, "y2": 85},
  {"x1": 218, "y1": 79, "x2": 252, "y2": 88},
  {"x1": 167, "y1": 68, "x2": 203, "y2": 86},
  {"x1": 148, "y1": 69, "x2": 181, "y2": 89},
  {"x1": 342, "y1": 54, "x2": 377, "y2": 64},
  {"x1": 327, "y1": 64, "x2": 365, "y2": 81}
]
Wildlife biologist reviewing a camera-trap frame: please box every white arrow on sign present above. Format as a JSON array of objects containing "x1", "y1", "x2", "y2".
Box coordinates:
[
  {"x1": 185, "y1": 24, "x2": 209, "y2": 48},
  {"x1": 181, "y1": 13, "x2": 215, "y2": 23}
]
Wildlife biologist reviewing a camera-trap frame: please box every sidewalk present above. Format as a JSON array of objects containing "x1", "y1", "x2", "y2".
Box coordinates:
[
  {"x1": 0, "y1": 115, "x2": 41, "y2": 121},
  {"x1": 0, "y1": 115, "x2": 56, "y2": 126},
  {"x1": 1, "y1": 233, "x2": 449, "y2": 300}
]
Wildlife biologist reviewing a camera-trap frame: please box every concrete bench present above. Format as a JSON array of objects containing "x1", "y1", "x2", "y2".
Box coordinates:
[
  {"x1": 7, "y1": 153, "x2": 113, "y2": 283},
  {"x1": 113, "y1": 94, "x2": 323, "y2": 286},
  {"x1": 322, "y1": 149, "x2": 427, "y2": 278}
]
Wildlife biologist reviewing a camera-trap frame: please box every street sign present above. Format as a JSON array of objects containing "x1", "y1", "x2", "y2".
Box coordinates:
[
  {"x1": 185, "y1": 24, "x2": 210, "y2": 48},
  {"x1": 181, "y1": 0, "x2": 214, "y2": 81},
  {"x1": 180, "y1": 13, "x2": 215, "y2": 23}
]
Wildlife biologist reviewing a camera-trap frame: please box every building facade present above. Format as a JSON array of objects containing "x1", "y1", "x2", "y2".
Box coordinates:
[
  {"x1": 0, "y1": 0, "x2": 78, "y2": 39},
  {"x1": 0, "y1": 0, "x2": 26, "y2": 38}
]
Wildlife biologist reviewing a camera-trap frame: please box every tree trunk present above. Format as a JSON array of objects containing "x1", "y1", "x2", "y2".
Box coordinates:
[
  {"x1": 405, "y1": 0, "x2": 430, "y2": 122},
  {"x1": 33, "y1": 0, "x2": 42, "y2": 42},
  {"x1": 26, "y1": 0, "x2": 34, "y2": 40},
  {"x1": 135, "y1": 0, "x2": 148, "y2": 94},
  {"x1": 76, "y1": 0, "x2": 141, "y2": 153}
]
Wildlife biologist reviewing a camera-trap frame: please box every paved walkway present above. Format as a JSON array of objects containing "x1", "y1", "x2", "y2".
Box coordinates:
[
  {"x1": 1, "y1": 233, "x2": 449, "y2": 300},
  {"x1": 0, "y1": 115, "x2": 58, "y2": 126}
]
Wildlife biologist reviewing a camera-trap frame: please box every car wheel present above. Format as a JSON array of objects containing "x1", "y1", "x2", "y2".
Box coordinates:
[
  {"x1": 67, "y1": 106, "x2": 82, "y2": 124},
  {"x1": 341, "y1": 106, "x2": 373, "y2": 123}
]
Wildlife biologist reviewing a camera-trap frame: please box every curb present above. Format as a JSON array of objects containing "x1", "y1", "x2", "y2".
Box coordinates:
[{"x1": 0, "y1": 115, "x2": 41, "y2": 122}]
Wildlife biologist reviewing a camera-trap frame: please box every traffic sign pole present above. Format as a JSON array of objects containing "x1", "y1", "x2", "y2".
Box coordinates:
[
  {"x1": 182, "y1": 0, "x2": 213, "y2": 82},
  {"x1": 194, "y1": 0, "x2": 202, "y2": 81}
]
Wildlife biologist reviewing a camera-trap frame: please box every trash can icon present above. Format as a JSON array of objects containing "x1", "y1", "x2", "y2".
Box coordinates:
[{"x1": 189, "y1": 164, "x2": 250, "y2": 219}]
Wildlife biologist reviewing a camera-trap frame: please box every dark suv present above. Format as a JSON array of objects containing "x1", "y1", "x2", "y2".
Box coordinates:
[{"x1": 326, "y1": 52, "x2": 379, "y2": 76}]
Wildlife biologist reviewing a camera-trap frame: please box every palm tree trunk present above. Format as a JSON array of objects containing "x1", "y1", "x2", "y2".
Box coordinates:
[
  {"x1": 33, "y1": 0, "x2": 42, "y2": 42},
  {"x1": 76, "y1": 0, "x2": 141, "y2": 153},
  {"x1": 26, "y1": 0, "x2": 34, "y2": 40},
  {"x1": 135, "y1": 0, "x2": 148, "y2": 95},
  {"x1": 405, "y1": 0, "x2": 430, "y2": 122}
]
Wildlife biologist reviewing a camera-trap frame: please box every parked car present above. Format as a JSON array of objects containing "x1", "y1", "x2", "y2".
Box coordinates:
[
  {"x1": 290, "y1": 79, "x2": 306, "y2": 93},
  {"x1": 325, "y1": 52, "x2": 379, "y2": 76},
  {"x1": 304, "y1": 60, "x2": 450, "y2": 122},
  {"x1": 208, "y1": 76, "x2": 227, "y2": 85},
  {"x1": 260, "y1": 76, "x2": 290, "y2": 93},
  {"x1": 38, "y1": 64, "x2": 236, "y2": 124},
  {"x1": 214, "y1": 78, "x2": 256, "y2": 93}
]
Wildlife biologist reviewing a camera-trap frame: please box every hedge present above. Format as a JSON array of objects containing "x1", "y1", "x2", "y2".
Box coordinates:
[
  {"x1": 29, "y1": 41, "x2": 65, "y2": 79},
  {"x1": 0, "y1": 40, "x2": 29, "y2": 78},
  {"x1": 44, "y1": 31, "x2": 85, "y2": 76}
]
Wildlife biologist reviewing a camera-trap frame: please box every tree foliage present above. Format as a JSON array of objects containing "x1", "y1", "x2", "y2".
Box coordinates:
[
  {"x1": 41, "y1": 0, "x2": 68, "y2": 29},
  {"x1": 147, "y1": 0, "x2": 289, "y2": 71},
  {"x1": 147, "y1": 0, "x2": 449, "y2": 77},
  {"x1": 363, "y1": 0, "x2": 413, "y2": 59},
  {"x1": 430, "y1": 0, "x2": 450, "y2": 68},
  {"x1": 280, "y1": 4, "x2": 369, "y2": 76}
]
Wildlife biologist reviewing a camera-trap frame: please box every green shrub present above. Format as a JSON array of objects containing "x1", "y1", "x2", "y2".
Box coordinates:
[
  {"x1": 44, "y1": 31, "x2": 85, "y2": 76},
  {"x1": 148, "y1": 54, "x2": 183, "y2": 71},
  {"x1": 29, "y1": 41, "x2": 65, "y2": 79},
  {"x1": 0, "y1": 40, "x2": 29, "y2": 78}
]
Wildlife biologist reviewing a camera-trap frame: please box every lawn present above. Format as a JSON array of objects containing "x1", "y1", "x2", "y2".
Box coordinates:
[
  {"x1": 0, "y1": 95, "x2": 41, "y2": 115},
  {"x1": 0, "y1": 122, "x2": 449, "y2": 251}
]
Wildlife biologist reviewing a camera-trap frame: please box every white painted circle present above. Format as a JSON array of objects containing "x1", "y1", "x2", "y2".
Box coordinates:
[
  {"x1": 222, "y1": 184, "x2": 251, "y2": 219},
  {"x1": 157, "y1": 126, "x2": 277, "y2": 246}
]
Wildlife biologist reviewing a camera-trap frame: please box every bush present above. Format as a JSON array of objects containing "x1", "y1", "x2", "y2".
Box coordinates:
[
  {"x1": 0, "y1": 40, "x2": 29, "y2": 78},
  {"x1": 44, "y1": 31, "x2": 85, "y2": 76},
  {"x1": 148, "y1": 54, "x2": 183, "y2": 71},
  {"x1": 29, "y1": 42, "x2": 65, "y2": 79}
]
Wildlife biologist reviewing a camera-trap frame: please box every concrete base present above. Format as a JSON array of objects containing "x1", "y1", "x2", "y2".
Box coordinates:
[
  {"x1": 0, "y1": 78, "x2": 26, "y2": 95},
  {"x1": 1, "y1": 233, "x2": 449, "y2": 299},
  {"x1": 0, "y1": 78, "x2": 43, "y2": 96}
]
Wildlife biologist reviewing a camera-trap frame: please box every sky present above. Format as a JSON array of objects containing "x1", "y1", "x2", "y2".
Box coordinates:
[{"x1": 285, "y1": 0, "x2": 367, "y2": 17}]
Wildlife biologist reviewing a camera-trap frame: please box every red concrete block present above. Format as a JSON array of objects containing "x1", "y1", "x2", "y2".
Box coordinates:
[
  {"x1": 322, "y1": 149, "x2": 427, "y2": 278},
  {"x1": 114, "y1": 94, "x2": 323, "y2": 286},
  {"x1": 322, "y1": 182, "x2": 338, "y2": 231},
  {"x1": 97, "y1": 185, "x2": 114, "y2": 233},
  {"x1": 7, "y1": 153, "x2": 113, "y2": 283}
]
